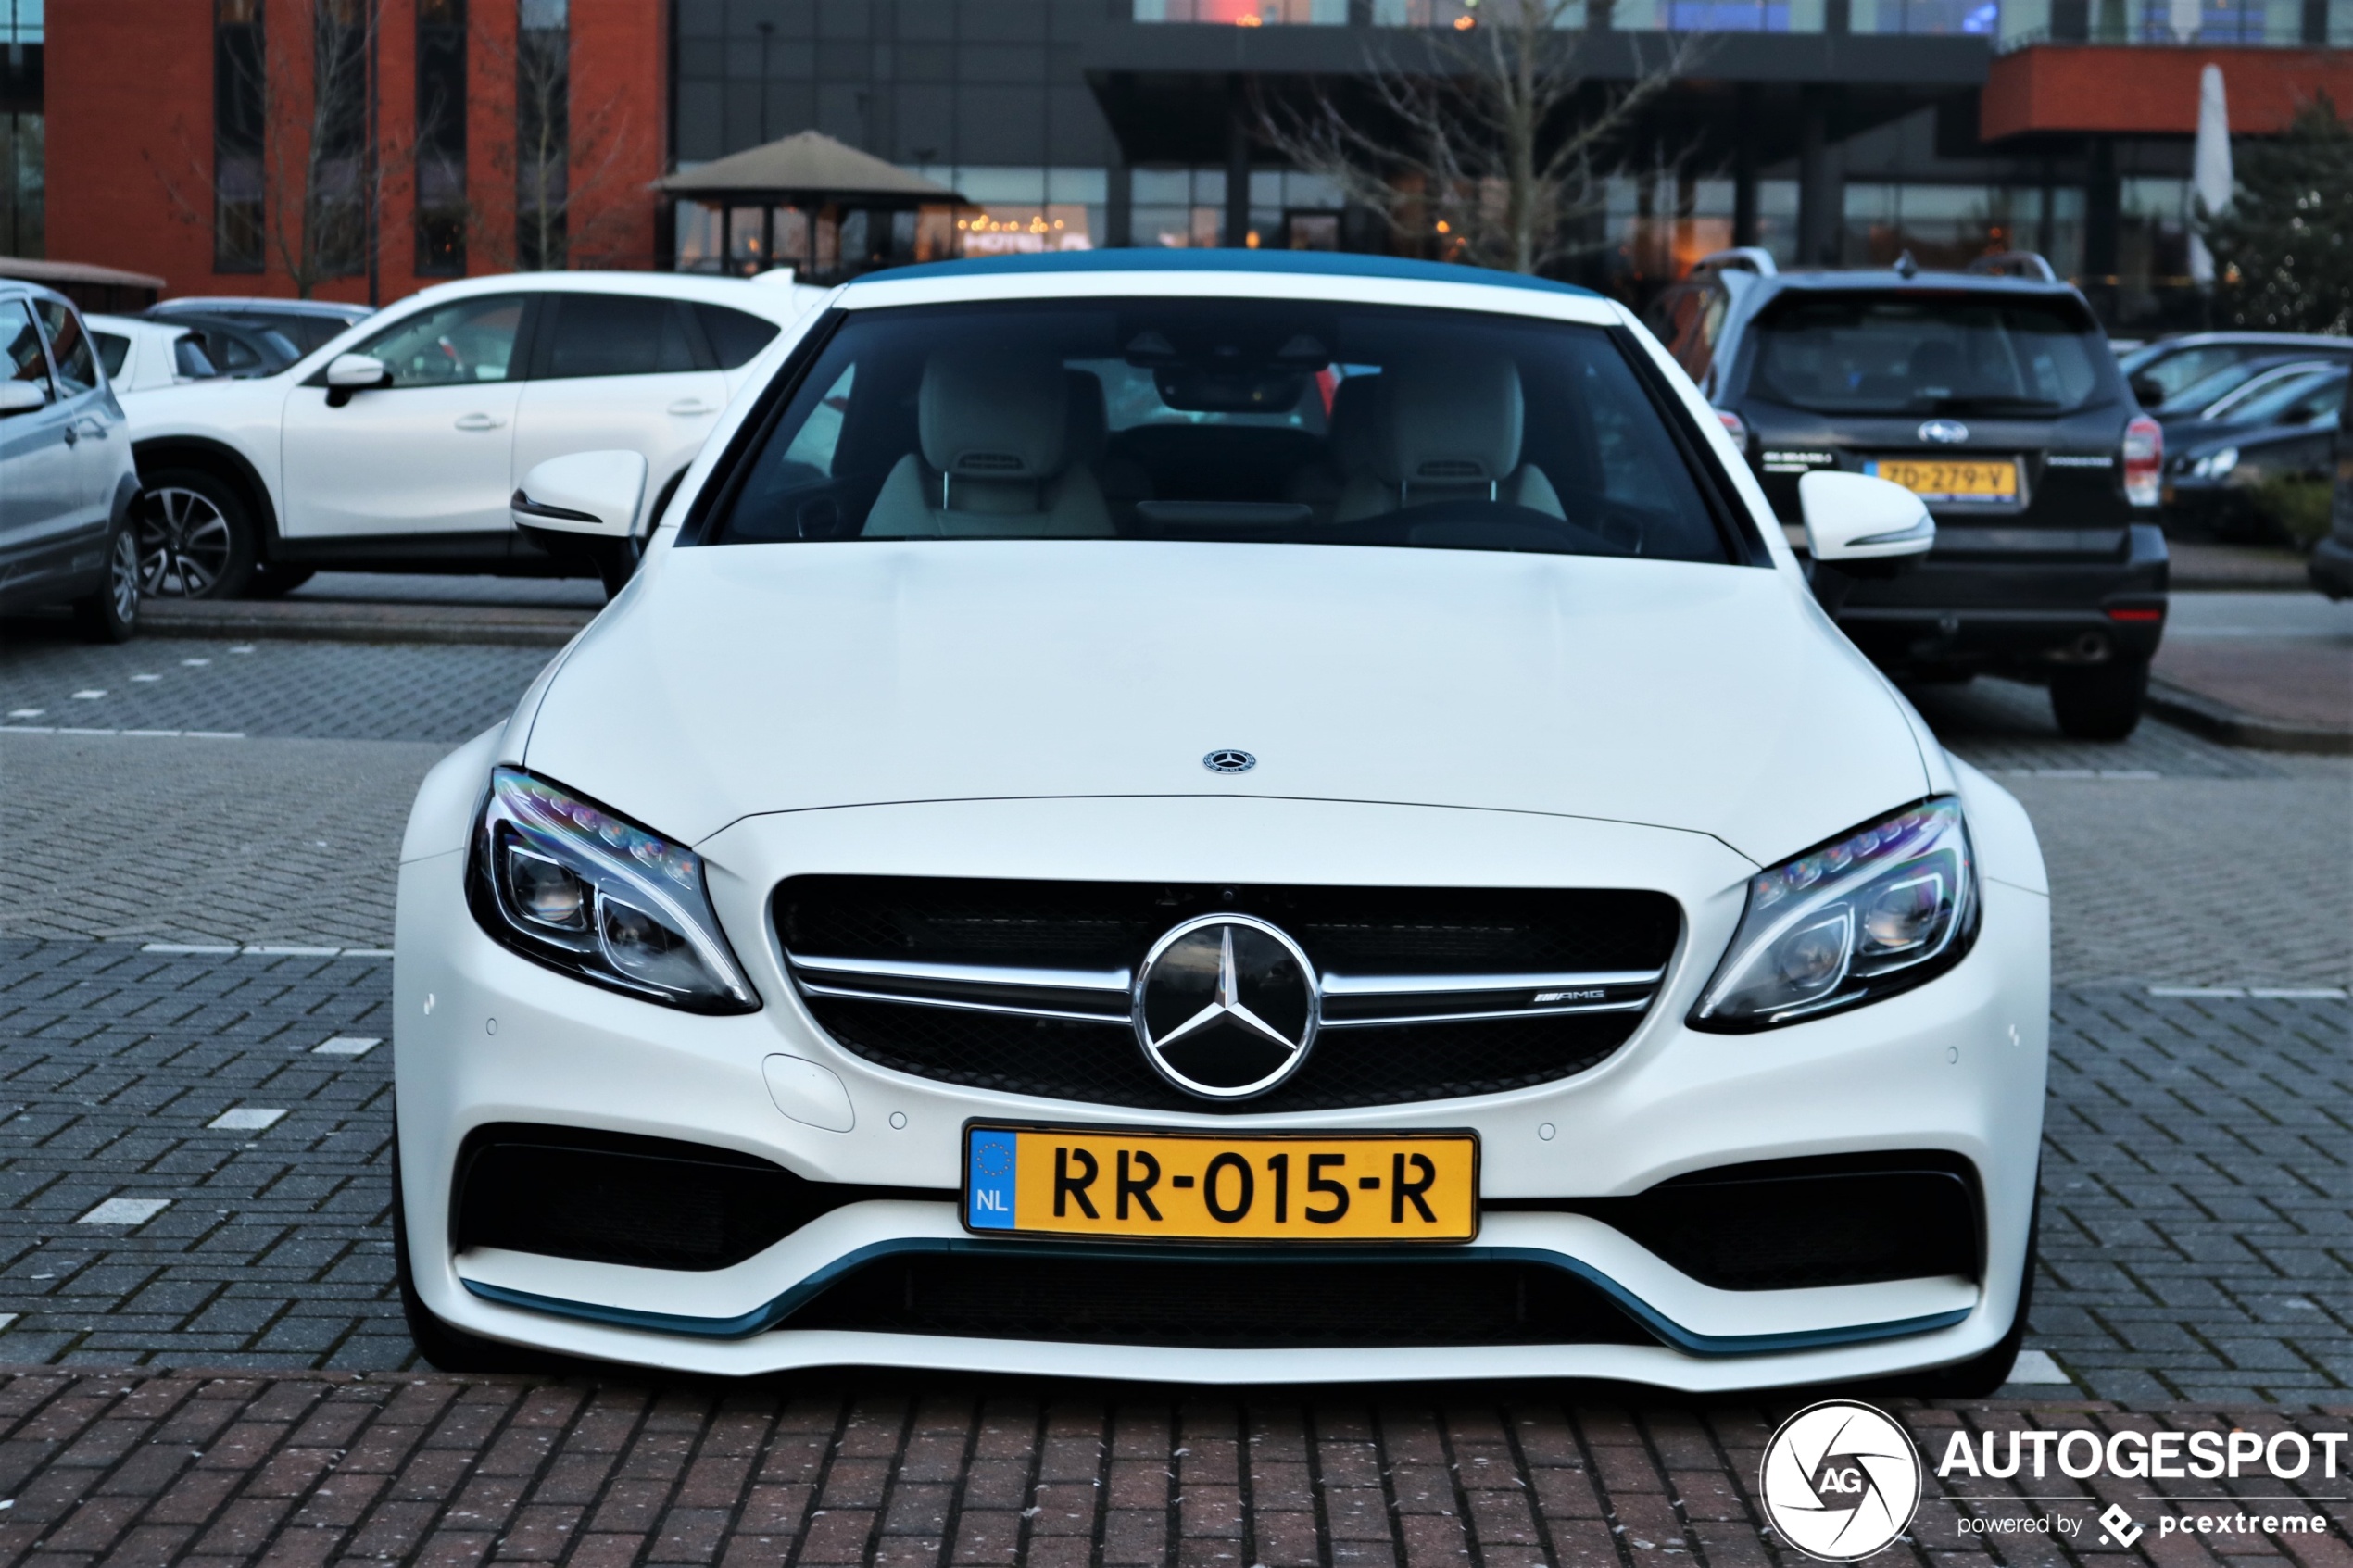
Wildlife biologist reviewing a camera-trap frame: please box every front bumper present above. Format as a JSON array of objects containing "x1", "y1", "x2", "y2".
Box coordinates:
[{"x1": 395, "y1": 795, "x2": 2050, "y2": 1387}]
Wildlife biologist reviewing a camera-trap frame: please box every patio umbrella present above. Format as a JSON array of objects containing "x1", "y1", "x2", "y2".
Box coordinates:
[{"x1": 2188, "y1": 62, "x2": 2232, "y2": 287}]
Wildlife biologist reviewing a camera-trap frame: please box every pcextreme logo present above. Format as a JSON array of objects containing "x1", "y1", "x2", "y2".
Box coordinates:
[{"x1": 1759, "y1": 1401, "x2": 1924, "y2": 1562}]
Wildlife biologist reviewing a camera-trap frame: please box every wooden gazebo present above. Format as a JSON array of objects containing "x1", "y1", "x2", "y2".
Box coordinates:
[{"x1": 661, "y1": 131, "x2": 966, "y2": 283}]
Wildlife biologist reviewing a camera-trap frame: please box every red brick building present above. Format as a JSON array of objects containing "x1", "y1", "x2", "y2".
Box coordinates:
[{"x1": 44, "y1": 0, "x2": 666, "y2": 307}]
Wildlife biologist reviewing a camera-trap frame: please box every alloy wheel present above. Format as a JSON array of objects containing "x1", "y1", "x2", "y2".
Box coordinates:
[
  {"x1": 107, "y1": 526, "x2": 141, "y2": 624},
  {"x1": 136, "y1": 485, "x2": 233, "y2": 597}
]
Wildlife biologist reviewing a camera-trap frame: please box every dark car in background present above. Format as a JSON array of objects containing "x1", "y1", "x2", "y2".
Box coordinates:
[
  {"x1": 2308, "y1": 376, "x2": 2353, "y2": 599},
  {"x1": 145, "y1": 296, "x2": 371, "y2": 357},
  {"x1": 2166, "y1": 362, "x2": 2347, "y2": 543},
  {"x1": 152, "y1": 315, "x2": 303, "y2": 380},
  {"x1": 1651, "y1": 251, "x2": 2166, "y2": 739},
  {"x1": 2120, "y1": 332, "x2": 2353, "y2": 415}
]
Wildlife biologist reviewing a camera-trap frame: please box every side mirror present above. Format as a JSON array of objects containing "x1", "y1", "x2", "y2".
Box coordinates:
[
  {"x1": 325, "y1": 353, "x2": 387, "y2": 388},
  {"x1": 322, "y1": 353, "x2": 388, "y2": 407},
  {"x1": 1798, "y1": 471, "x2": 1936, "y2": 562},
  {"x1": 2131, "y1": 374, "x2": 2166, "y2": 409},
  {"x1": 0, "y1": 381, "x2": 47, "y2": 415},
  {"x1": 511, "y1": 450, "x2": 648, "y2": 538}
]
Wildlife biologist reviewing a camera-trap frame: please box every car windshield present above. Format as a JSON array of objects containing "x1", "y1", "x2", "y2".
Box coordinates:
[
  {"x1": 2214, "y1": 366, "x2": 2347, "y2": 428},
  {"x1": 702, "y1": 299, "x2": 1734, "y2": 564},
  {"x1": 1748, "y1": 292, "x2": 2107, "y2": 416},
  {"x1": 2120, "y1": 343, "x2": 2252, "y2": 404}
]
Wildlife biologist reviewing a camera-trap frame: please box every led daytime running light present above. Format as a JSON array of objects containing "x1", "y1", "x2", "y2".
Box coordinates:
[{"x1": 471, "y1": 767, "x2": 760, "y2": 1013}]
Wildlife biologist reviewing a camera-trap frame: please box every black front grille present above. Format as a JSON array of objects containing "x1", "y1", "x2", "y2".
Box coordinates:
[
  {"x1": 783, "y1": 1251, "x2": 1657, "y2": 1348},
  {"x1": 777, "y1": 877, "x2": 1680, "y2": 1112},
  {"x1": 452, "y1": 1124, "x2": 950, "y2": 1272},
  {"x1": 1503, "y1": 1152, "x2": 1983, "y2": 1289},
  {"x1": 781, "y1": 877, "x2": 1676, "y2": 974},
  {"x1": 808, "y1": 997, "x2": 1640, "y2": 1114}
]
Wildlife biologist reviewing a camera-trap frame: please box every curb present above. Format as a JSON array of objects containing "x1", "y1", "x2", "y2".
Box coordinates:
[
  {"x1": 139, "y1": 600, "x2": 592, "y2": 649},
  {"x1": 2146, "y1": 677, "x2": 2353, "y2": 756}
]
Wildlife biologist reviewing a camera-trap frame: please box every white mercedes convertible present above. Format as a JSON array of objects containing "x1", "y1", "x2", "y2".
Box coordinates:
[{"x1": 392, "y1": 251, "x2": 2049, "y2": 1392}]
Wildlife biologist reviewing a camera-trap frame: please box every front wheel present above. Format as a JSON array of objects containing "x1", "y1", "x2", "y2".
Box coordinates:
[
  {"x1": 2050, "y1": 656, "x2": 2149, "y2": 740},
  {"x1": 136, "y1": 469, "x2": 257, "y2": 599},
  {"x1": 1904, "y1": 1200, "x2": 2039, "y2": 1399},
  {"x1": 70, "y1": 521, "x2": 142, "y2": 643}
]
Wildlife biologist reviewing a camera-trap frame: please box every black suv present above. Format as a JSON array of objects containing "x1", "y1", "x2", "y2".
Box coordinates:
[{"x1": 1648, "y1": 252, "x2": 2167, "y2": 739}]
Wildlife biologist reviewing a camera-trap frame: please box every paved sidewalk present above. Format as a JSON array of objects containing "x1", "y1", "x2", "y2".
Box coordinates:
[
  {"x1": 2150, "y1": 594, "x2": 2353, "y2": 752},
  {"x1": 0, "y1": 1374, "x2": 2345, "y2": 1568}
]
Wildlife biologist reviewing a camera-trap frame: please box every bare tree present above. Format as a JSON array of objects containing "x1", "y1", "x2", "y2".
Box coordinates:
[
  {"x1": 1259, "y1": 0, "x2": 1703, "y2": 276},
  {"x1": 462, "y1": 9, "x2": 640, "y2": 271},
  {"x1": 146, "y1": 0, "x2": 408, "y2": 297}
]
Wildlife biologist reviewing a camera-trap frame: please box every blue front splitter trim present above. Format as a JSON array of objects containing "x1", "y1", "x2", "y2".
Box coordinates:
[{"x1": 460, "y1": 1240, "x2": 1974, "y2": 1359}]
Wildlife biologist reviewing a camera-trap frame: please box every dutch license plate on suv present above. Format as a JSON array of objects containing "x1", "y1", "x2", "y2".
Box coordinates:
[
  {"x1": 962, "y1": 1124, "x2": 1479, "y2": 1243},
  {"x1": 1867, "y1": 457, "x2": 2020, "y2": 502}
]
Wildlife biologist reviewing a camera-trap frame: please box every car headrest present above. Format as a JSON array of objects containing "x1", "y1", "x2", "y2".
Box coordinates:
[
  {"x1": 920, "y1": 349, "x2": 1069, "y2": 481},
  {"x1": 1377, "y1": 354, "x2": 1524, "y2": 487},
  {"x1": 1327, "y1": 375, "x2": 1385, "y2": 477},
  {"x1": 1064, "y1": 368, "x2": 1108, "y2": 466}
]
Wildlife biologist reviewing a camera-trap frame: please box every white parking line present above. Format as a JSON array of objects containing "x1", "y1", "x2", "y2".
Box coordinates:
[
  {"x1": 140, "y1": 942, "x2": 389, "y2": 958},
  {"x1": 313, "y1": 1036, "x2": 383, "y2": 1057},
  {"x1": 208, "y1": 1108, "x2": 287, "y2": 1132},
  {"x1": 78, "y1": 1198, "x2": 171, "y2": 1226},
  {"x1": 2147, "y1": 985, "x2": 2348, "y2": 1000},
  {"x1": 0, "y1": 729, "x2": 247, "y2": 738},
  {"x1": 2006, "y1": 1349, "x2": 2074, "y2": 1385}
]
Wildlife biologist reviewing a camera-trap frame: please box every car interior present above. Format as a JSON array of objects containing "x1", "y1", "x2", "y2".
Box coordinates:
[{"x1": 708, "y1": 301, "x2": 1732, "y2": 564}]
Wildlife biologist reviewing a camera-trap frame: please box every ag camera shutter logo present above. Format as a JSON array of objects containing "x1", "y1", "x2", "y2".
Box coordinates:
[{"x1": 1759, "y1": 1400, "x2": 1923, "y2": 1562}]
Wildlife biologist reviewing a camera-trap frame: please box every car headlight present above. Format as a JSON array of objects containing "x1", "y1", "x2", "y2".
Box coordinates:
[
  {"x1": 466, "y1": 767, "x2": 760, "y2": 1013},
  {"x1": 2190, "y1": 447, "x2": 2238, "y2": 481},
  {"x1": 1689, "y1": 797, "x2": 1977, "y2": 1032}
]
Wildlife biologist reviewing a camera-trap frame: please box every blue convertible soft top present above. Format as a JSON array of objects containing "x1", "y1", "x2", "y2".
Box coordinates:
[{"x1": 846, "y1": 248, "x2": 1600, "y2": 299}]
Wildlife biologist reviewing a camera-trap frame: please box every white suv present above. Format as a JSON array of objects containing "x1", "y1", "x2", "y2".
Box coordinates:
[{"x1": 120, "y1": 271, "x2": 825, "y2": 598}]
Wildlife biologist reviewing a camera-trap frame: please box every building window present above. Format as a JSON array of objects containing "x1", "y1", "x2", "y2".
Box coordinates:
[
  {"x1": 516, "y1": 0, "x2": 569, "y2": 270},
  {"x1": 416, "y1": 0, "x2": 467, "y2": 273},
  {"x1": 213, "y1": 0, "x2": 266, "y2": 272},
  {"x1": 1840, "y1": 182, "x2": 2079, "y2": 276},
  {"x1": 1135, "y1": 0, "x2": 1348, "y2": 20},
  {"x1": 0, "y1": 113, "x2": 37, "y2": 259}
]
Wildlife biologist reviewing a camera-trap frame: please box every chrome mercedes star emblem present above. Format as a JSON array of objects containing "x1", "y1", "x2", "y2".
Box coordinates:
[
  {"x1": 1202, "y1": 748, "x2": 1256, "y2": 774},
  {"x1": 1918, "y1": 419, "x2": 1969, "y2": 445},
  {"x1": 1132, "y1": 914, "x2": 1318, "y2": 1099}
]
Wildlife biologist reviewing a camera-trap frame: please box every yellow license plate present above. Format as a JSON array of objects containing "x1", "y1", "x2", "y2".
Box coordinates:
[
  {"x1": 963, "y1": 1124, "x2": 1479, "y2": 1243},
  {"x1": 1867, "y1": 457, "x2": 2019, "y2": 501}
]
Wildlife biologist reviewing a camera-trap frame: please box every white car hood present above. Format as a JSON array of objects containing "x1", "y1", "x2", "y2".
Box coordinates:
[{"x1": 522, "y1": 541, "x2": 1929, "y2": 866}]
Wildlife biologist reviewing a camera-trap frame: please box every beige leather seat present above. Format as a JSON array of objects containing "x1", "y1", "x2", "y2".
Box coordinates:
[
  {"x1": 862, "y1": 350, "x2": 1115, "y2": 538},
  {"x1": 1285, "y1": 375, "x2": 1387, "y2": 515},
  {"x1": 1333, "y1": 353, "x2": 1565, "y2": 523}
]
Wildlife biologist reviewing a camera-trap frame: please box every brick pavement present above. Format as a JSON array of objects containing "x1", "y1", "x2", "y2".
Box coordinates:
[
  {"x1": 0, "y1": 1374, "x2": 2345, "y2": 1568},
  {"x1": 0, "y1": 633, "x2": 554, "y2": 743},
  {"x1": 1, "y1": 939, "x2": 2347, "y2": 1402}
]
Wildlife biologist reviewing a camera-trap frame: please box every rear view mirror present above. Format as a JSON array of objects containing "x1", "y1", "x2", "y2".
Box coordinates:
[
  {"x1": 1798, "y1": 471, "x2": 1936, "y2": 563},
  {"x1": 511, "y1": 450, "x2": 648, "y2": 538},
  {"x1": 0, "y1": 381, "x2": 45, "y2": 415}
]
